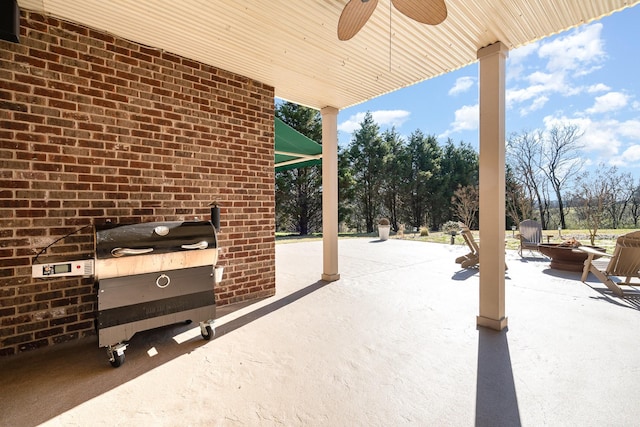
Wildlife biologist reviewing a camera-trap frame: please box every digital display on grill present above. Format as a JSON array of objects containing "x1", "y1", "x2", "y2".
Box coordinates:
[{"x1": 54, "y1": 263, "x2": 71, "y2": 274}]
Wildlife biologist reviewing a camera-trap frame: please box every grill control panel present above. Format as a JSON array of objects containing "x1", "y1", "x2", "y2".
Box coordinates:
[{"x1": 32, "y1": 259, "x2": 94, "y2": 278}]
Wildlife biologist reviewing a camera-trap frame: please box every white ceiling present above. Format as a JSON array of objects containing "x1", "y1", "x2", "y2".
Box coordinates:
[{"x1": 17, "y1": 0, "x2": 640, "y2": 110}]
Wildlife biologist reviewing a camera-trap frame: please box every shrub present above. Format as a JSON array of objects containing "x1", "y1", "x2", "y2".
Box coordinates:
[
  {"x1": 378, "y1": 217, "x2": 390, "y2": 226},
  {"x1": 419, "y1": 227, "x2": 429, "y2": 236},
  {"x1": 442, "y1": 221, "x2": 460, "y2": 235}
]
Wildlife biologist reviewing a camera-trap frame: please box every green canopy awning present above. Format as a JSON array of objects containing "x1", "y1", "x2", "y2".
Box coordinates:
[{"x1": 275, "y1": 117, "x2": 322, "y2": 171}]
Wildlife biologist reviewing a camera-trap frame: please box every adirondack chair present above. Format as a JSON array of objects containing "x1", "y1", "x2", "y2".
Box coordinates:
[
  {"x1": 454, "y1": 223, "x2": 508, "y2": 270},
  {"x1": 518, "y1": 219, "x2": 543, "y2": 257},
  {"x1": 579, "y1": 230, "x2": 640, "y2": 297},
  {"x1": 455, "y1": 223, "x2": 480, "y2": 268}
]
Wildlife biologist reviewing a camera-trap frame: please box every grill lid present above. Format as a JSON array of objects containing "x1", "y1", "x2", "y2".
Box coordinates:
[{"x1": 95, "y1": 221, "x2": 217, "y2": 260}]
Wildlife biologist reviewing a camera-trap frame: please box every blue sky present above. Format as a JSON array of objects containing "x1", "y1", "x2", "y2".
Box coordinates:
[{"x1": 337, "y1": 5, "x2": 640, "y2": 179}]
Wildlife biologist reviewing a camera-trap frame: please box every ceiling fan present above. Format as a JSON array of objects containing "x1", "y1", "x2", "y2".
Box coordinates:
[{"x1": 337, "y1": 0, "x2": 447, "y2": 41}]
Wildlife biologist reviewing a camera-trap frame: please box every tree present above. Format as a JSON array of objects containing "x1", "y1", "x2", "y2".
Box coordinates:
[
  {"x1": 452, "y1": 184, "x2": 479, "y2": 229},
  {"x1": 604, "y1": 170, "x2": 635, "y2": 229},
  {"x1": 344, "y1": 112, "x2": 386, "y2": 233},
  {"x1": 275, "y1": 102, "x2": 323, "y2": 235},
  {"x1": 335, "y1": 116, "x2": 485, "y2": 233},
  {"x1": 437, "y1": 139, "x2": 478, "y2": 228},
  {"x1": 572, "y1": 164, "x2": 613, "y2": 245},
  {"x1": 541, "y1": 124, "x2": 584, "y2": 229},
  {"x1": 402, "y1": 130, "x2": 440, "y2": 230},
  {"x1": 506, "y1": 129, "x2": 550, "y2": 228},
  {"x1": 380, "y1": 128, "x2": 406, "y2": 232},
  {"x1": 505, "y1": 164, "x2": 532, "y2": 228},
  {"x1": 338, "y1": 149, "x2": 358, "y2": 230},
  {"x1": 631, "y1": 184, "x2": 640, "y2": 227}
]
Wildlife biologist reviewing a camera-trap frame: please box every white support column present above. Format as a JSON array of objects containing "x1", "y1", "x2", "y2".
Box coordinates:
[
  {"x1": 477, "y1": 42, "x2": 509, "y2": 331},
  {"x1": 321, "y1": 106, "x2": 340, "y2": 282}
]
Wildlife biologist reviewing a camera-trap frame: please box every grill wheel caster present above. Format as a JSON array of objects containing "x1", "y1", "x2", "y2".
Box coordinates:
[
  {"x1": 110, "y1": 352, "x2": 125, "y2": 368},
  {"x1": 107, "y1": 344, "x2": 127, "y2": 368},
  {"x1": 201, "y1": 325, "x2": 215, "y2": 341}
]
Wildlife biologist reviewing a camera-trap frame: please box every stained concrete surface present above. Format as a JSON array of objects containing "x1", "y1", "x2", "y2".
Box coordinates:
[{"x1": 1, "y1": 238, "x2": 639, "y2": 426}]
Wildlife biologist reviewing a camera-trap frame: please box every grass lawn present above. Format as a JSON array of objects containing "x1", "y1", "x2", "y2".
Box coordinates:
[{"x1": 276, "y1": 228, "x2": 639, "y2": 252}]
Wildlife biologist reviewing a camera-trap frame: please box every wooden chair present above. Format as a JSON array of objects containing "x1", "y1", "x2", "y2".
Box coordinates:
[
  {"x1": 579, "y1": 231, "x2": 640, "y2": 297},
  {"x1": 455, "y1": 223, "x2": 480, "y2": 268},
  {"x1": 455, "y1": 223, "x2": 508, "y2": 270},
  {"x1": 518, "y1": 219, "x2": 543, "y2": 257}
]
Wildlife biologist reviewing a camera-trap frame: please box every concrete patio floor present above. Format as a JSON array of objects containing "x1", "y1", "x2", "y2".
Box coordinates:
[{"x1": 1, "y1": 238, "x2": 639, "y2": 426}]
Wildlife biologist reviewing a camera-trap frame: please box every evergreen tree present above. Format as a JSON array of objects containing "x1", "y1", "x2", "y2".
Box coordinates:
[
  {"x1": 344, "y1": 112, "x2": 386, "y2": 232},
  {"x1": 381, "y1": 128, "x2": 406, "y2": 232},
  {"x1": 437, "y1": 139, "x2": 478, "y2": 227},
  {"x1": 402, "y1": 130, "x2": 440, "y2": 231}
]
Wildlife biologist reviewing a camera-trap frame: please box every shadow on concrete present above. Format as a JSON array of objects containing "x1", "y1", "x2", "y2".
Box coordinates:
[
  {"x1": 452, "y1": 268, "x2": 478, "y2": 281},
  {"x1": 452, "y1": 269, "x2": 512, "y2": 281},
  {"x1": 581, "y1": 277, "x2": 640, "y2": 311},
  {"x1": 514, "y1": 256, "x2": 548, "y2": 265},
  {"x1": 541, "y1": 267, "x2": 582, "y2": 280},
  {"x1": 215, "y1": 280, "x2": 329, "y2": 338},
  {"x1": 475, "y1": 328, "x2": 521, "y2": 427},
  {"x1": 539, "y1": 267, "x2": 640, "y2": 311},
  {"x1": 0, "y1": 280, "x2": 329, "y2": 427}
]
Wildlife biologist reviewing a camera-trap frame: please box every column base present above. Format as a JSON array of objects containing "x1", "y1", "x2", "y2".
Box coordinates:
[
  {"x1": 321, "y1": 273, "x2": 340, "y2": 282},
  {"x1": 477, "y1": 315, "x2": 508, "y2": 331}
]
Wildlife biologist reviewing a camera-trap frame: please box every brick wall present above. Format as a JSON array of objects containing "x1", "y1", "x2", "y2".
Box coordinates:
[{"x1": 0, "y1": 10, "x2": 276, "y2": 356}]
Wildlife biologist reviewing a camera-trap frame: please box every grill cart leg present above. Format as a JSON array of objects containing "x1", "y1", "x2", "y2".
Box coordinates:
[
  {"x1": 200, "y1": 320, "x2": 215, "y2": 341},
  {"x1": 107, "y1": 343, "x2": 128, "y2": 368}
]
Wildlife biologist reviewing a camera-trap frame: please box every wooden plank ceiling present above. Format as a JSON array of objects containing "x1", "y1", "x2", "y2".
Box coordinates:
[{"x1": 17, "y1": 0, "x2": 640, "y2": 110}]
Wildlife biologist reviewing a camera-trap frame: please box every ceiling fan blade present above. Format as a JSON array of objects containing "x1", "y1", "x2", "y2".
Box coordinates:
[
  {"x1": 337, "y1": 0, "x2": 379, "y2": 41},
  {"x1": 391, "y1": 0, "x2": 447, "y2": 25}
]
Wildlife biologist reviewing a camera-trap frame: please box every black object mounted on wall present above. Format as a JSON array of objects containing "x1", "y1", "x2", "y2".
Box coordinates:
[
  {"x1": 209, "y1": 202, "x2": 221, "y2": 232},
  {"x1": 0, "y1": 0, "x2": 20, "y2": 43}
]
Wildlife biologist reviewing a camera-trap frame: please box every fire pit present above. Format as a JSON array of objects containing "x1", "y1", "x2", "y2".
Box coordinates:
[{"x1": 538, "y1": 242, "x2": 606, "y2": 272}]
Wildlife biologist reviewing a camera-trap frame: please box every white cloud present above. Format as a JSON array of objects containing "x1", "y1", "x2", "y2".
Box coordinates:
[
  {"x1": 507, "y1": 23, "x2": 607, "y2": 114},
  {"x1": 507, "y1": 83, "x2": 561, "y2": 113},
  {"x1": 338, "y1": 110, "x2": 410, "y2": 134},
  {"x1": 538, "y1": 23, "x2": 605, "y2": 74},
  {"x1": 371, "y1": 110, "x2": 411, "y2": 127},
  {"x1": 527, "y1": 71, "x2": 554, "y2": 85},
  {"x1": 509, "y1": 41, "x2": 539, "y2": 64},
  {"x1": 542, "y1": 115, "x2": 617, "y2": 156},
  {"x1": 441, "y1": 104, "x2": 478, "y2": 138},
  {"x1": 585, "y1": 92, "x2": 628, "y2": 114},
  {"x1": 541, "y1": 115, "x2": 640, "y2": 168},
  {"x1": 619, "y1": 145, "x2": 640, "y2": 162},
  {"x1": 617, "y1": 119, "x2": 640, "y2": 139},
  {"x1": 449, "y1": 76, "x2": 475, "y2": 96},
  {"x1": 587, "y1": 83, "x2": 610, "y2": 93},
  {"x1": 519, "y1": 96, "x2": 549, "y2": 116},
  {"x1": 507, "y1": 85, "x2": 546, "y2": 106},
  {"x1": 507, "y1": 41, "x2": 539, "y2": 81},
  {"x1": 581, "y1": 121, "x2": 623, "y2": 157},
  {"x1": 609, "y1": 144, "x2": 640, "y2": 166},
  {"x1": 453, "y1": 104, "x2": 479, "y2": 131}
]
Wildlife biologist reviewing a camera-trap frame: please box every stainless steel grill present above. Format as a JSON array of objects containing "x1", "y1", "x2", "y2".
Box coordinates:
[{"x1": 94, "y1": 220, "x2": 218, "y2": 367}]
